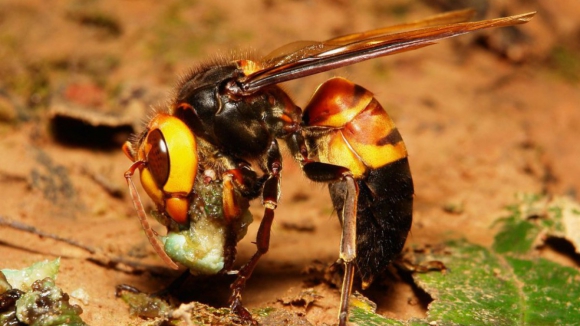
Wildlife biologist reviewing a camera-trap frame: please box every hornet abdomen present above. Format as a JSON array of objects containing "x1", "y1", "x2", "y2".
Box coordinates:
[{"x1": 303, "y1": 77, "x2": 413, "y2": 286}]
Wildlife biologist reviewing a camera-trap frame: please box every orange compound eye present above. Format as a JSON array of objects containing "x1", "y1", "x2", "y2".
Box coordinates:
[
  {"x1": 146, "y1": 129, "x2": 170, "y2": 189},
  {"x1": 139, "y1": 114, "x2": 198, "y2": 224}
]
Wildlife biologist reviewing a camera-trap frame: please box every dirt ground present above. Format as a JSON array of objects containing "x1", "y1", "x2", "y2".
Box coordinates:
[{"x1": 1, "y1": 0, "x2": 579, "y2": 325}]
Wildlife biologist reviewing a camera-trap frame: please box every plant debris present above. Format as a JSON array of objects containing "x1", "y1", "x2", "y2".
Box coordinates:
[{"x1": 0, "y1": 259, "x2": 87, "y2": 326}]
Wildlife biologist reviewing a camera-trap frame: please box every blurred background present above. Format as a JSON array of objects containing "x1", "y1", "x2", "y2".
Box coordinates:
[{"x1": 0, "y1": 0, "x2": 579, "y2": 324}]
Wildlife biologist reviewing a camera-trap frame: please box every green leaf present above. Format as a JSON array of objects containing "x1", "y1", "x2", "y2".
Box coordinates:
[
  {"x1": 411, "y1": 241, "x2": 580, "y2": 326},
  {"x1": 413, "y1": 241, "x2": 522, "y2": 325},
  {"x1": 507, "y1": 256, "x2": 580, "y2": 325},
  {"x1": 493, "y1": 216, "x2": 540, "y2": 254},
  {"x1": 493, "y1": 193, "x2": 580, "y2": 254}
]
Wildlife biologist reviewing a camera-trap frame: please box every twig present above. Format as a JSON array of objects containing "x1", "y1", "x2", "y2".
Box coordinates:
[
  {"x1": 0, "y1": 215, "x2": 97, "y2": 254},
  {"x1": 80, "y1": 167, "x2": 124, "y2": 199},
  {"x1": 0, "y1": 215, "x2": 176, "y2": 277}
]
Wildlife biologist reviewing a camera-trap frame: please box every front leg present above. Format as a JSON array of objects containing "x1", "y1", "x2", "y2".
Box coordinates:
[{"x1": 229, "y1": 140, "x2": 282, "y2": 322}]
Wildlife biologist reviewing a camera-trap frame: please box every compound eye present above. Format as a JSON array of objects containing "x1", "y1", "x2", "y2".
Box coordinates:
[{"x1": 146, "y1": 129, "x2": 170, "y2": 188}]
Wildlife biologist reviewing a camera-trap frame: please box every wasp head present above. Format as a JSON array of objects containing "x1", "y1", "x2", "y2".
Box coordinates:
[{"x1": 123, "y1": 113, "x2": 197, "y2": 224}]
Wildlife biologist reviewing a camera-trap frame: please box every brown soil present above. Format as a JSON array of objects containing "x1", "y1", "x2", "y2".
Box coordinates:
[{"x1": 1, "y1": 0, "x2": 579, "y2": 325}]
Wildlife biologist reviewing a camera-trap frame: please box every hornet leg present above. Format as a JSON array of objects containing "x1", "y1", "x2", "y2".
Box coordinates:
[
  {"x1": 229, "y1": 140, "x2": 282, "y2": 322},
  {"x1": 288, "y1": 133, "x2": 359, "y2": 326}
]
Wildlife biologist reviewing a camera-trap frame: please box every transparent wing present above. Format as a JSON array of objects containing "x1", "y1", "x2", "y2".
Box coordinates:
[
  {"x1": 240, "y1": 11, "x2": 535, "y2": 93},
  {"x1": 262, "y1": 9, "x2": 477, "y2": 66}
]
